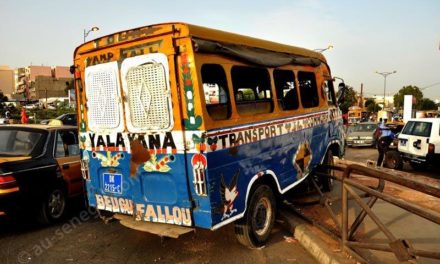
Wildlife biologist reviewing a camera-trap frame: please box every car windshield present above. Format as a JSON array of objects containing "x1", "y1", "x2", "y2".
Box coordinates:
[
  {"x1": 0, "y1": 129, "x2": 45, "y2": 156},
  {"x1": 353, "y1": 124, "x2": 376, "y2": 132}
]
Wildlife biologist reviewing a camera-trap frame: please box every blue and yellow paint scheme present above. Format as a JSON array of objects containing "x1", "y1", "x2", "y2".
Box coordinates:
[{"x1": 74, "y1": 22, "x2": 345, "y2": 230}]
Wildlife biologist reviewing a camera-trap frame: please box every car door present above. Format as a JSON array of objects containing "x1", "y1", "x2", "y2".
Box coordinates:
[{"x1": 54, "y1": 129, "x2": 83, "y2": 197}]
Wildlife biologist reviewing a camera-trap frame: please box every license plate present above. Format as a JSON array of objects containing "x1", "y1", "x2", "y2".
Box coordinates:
[
  {"x1": 400, "y1": 140, "x2": 407, "y2": 146},
  {"x1": 103, "y1": 173, "x2": 122, "y2": 194},
  {"x1": 354, "y1": 140, "x2": 364, "y2": 144}
]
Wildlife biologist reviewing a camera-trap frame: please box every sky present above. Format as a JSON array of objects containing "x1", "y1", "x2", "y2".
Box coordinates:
[{"x1": 1, "y1": 0, "x2": 440, "y2": 98}]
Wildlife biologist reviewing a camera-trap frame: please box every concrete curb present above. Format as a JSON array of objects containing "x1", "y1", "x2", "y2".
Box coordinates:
[{"x1": 279, "y1": 209, "x2": 354, "y2": 264}]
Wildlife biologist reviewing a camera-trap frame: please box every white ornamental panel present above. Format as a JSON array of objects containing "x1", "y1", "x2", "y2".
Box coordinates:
[{"x1": 121, "y1": 54, "x2": 173, "y2": 132}]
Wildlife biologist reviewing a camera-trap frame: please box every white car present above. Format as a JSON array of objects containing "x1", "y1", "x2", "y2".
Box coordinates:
[{"x1": 397, "y1": 118, "x2": 440, "y2": 169}]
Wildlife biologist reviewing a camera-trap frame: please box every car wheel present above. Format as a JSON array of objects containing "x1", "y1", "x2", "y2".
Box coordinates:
[
  {"x1": 384, "y1": 150, "x2": 403, "y2": 170},
  {"x1": 38, "y1": 187, "x2": 67, "y2": 224},
  {"x1": 234, "y1": 185, "x2": 276, "y2": 248}
]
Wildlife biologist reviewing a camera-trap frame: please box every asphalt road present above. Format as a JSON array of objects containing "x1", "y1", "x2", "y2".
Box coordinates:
[
  {"x1": 1, "y1": 147, "x2": 439, "y2": 264},
  {"x1": 344, "y1": 146, "x2": 440, "y2": 180}
]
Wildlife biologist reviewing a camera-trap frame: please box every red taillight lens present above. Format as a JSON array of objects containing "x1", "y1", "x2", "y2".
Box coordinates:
[
  {"x1": 0, "y1": 174, "x2": 17, "y2": 189},
  {"x1": 428, "y1": 144, "x2": 435, "y2": 154}
]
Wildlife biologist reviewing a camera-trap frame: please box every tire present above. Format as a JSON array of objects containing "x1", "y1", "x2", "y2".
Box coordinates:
[
  {"x1": 384, "y1": 150, "x2": 403, "y2": 170},
  {"x1": 313, "y1": 149, "x2": 334, "y2": 192},
  {"x1": 234, "y1": 185, "x2": 276, "y2": 248},
  {"x1": 37, "y1": 187, "x2": 67, "y2": 224}
]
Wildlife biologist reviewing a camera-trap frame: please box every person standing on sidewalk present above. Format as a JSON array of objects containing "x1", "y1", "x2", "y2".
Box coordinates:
[
  {"x1": 21, "y1": 108, "x2": 28, "y2": 124},
  {"x1": 376, "y1": 122, "x2": 395, "y2": 167}
]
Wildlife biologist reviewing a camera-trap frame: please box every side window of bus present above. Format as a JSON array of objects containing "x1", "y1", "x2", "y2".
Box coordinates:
[
  {"x1": 274, "y1": 69, "x2": 299, "y2": 111},
  {"x1": 201, "y1": 64, "x2": 231, "y2": 120},
  {"x1": 298, "y1": 71, "x2": 319, "y2": 108},
  {"x1": 325, "y1": 79, "x2": 336, "y2": 106},
  {"x1": 231, "y1": 66, "x2": 273, "y2": 116}
]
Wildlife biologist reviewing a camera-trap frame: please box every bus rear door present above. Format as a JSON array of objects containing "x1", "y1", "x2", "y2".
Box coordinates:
[{"x1": 78, "y1": 31, "x2": 195, "y2": 227}]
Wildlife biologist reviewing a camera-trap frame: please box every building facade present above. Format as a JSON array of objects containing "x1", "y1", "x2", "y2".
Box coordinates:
[
  {"x1": 369, "y1": 95, "x2": 394, "y2": 109},
  {"x1": 0, "y1": 65, "x2": 15, "y2": 99},
  {"x1": 34, "y1": 76, "x2": 72, "y2": 99},
  {"x1": 14, "y1": 65, "x2": 73, "y2": 100}
]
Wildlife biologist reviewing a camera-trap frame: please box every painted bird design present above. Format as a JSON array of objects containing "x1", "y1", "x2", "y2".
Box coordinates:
[{"x1": 220, "y1": 170, "x2": 240, "y2": 221}]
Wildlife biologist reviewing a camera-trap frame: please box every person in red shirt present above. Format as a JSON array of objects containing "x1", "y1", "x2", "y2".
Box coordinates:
[{"x1": 21, "y1": 108, "x2": 28, "y2": 124}]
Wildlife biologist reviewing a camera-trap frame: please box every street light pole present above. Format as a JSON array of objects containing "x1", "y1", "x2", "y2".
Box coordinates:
[
  {"x1": 83, "y1": 26, "x2": 100, "y2": 43},
  {"x1": 375, "y1": 70, "x2": 397, "y2": 109}
]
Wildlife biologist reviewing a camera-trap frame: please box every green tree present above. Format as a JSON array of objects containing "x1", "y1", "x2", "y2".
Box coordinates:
[
  {"x1": 419, "y1": 98, "x2": 437, "y2": 110},
  {"x1": 337, "y1": 85, "x2": 357, "y2": 113},
  {"x1": 364, "y1": 98, "x2": 382, "y2": 112},
  {"x1": 30, "y1": 100, "x2": 75, "y2": 123},
  {"x1": 393, "y1": 85, "x2": 423, "y2": 109}
]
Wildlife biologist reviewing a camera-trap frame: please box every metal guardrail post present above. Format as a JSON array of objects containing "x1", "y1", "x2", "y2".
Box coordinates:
[{"x1": 341, "y1": 167, "x2": 349, "y2": 253}]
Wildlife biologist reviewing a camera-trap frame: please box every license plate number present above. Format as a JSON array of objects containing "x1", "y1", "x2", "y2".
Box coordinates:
[{"x1": 103, "y1": 173, "x2": 122, "y2": 194}]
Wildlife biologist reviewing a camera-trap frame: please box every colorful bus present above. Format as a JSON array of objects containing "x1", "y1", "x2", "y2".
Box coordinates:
[
  {"x1": 348, "y1": 106, "x2": 369, "y2": 124},
  {"x1": 73, "y1": 22, "x2": 346, "y2": 248}
]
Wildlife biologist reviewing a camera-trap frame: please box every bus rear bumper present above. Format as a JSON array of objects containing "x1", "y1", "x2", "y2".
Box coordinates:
[{"x1": 114, "y1": 213, "x2": 195, "y2": 238}]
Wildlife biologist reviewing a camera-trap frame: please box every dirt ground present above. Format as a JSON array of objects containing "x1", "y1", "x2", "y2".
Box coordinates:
[
  {"x1": 0, "y1": 198, "x2": 317, "y2": 264},
  {"x1": 2, "y1": 147, "x2": 439, "y2": 264}
]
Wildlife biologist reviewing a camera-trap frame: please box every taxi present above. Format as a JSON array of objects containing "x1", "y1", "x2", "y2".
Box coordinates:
[{"x1": 0, "y1": 124, "x2": 82, "y2": 223}]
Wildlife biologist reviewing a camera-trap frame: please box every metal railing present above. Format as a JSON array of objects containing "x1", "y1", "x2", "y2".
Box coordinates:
[{"x1": 287, "y1": 163, "x2": 440, "y2": 263}]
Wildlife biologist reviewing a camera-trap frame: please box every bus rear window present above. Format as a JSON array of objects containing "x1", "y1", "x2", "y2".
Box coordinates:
[
  {"x1": 298, "y1": 71, "x2": 319, "y2": 108},
  {"x1": 120, "y1": 53, "x2": 173, "y2": 132},
  {"x1": 231, "y1": 66, "x2": 273, "y2": 116},
  {"x1": 85, "y1": 62, "x2": 122, "y2": 131},
  {"x1": 402, "y1": 121, "x2": 432, "y2": 137},
  {"x1": 201, "y1": 64, "x2": 231, "y2": 120}
]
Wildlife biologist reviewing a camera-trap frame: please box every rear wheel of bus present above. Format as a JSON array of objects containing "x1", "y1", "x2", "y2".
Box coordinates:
[{"x1": 234, "y1": 184, "x2": 276, "y2": 248}]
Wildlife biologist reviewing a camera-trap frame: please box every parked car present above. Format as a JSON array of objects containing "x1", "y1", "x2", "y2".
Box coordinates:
[
  {"x1": 40, "y1": 113, "x2": 77, "y2": 126},
  {"x1": 394, "y1": 118, "x2": 440, "y2": 170},
  {"x1": 346, "y1": 122, "x2": 378, "y2": 147},
  {"x1": 386, "y1": 118, "x2": 440, "y2": 169},
  {"x1": 0, "y1": 124, "x2": 83, "y2": 223}
]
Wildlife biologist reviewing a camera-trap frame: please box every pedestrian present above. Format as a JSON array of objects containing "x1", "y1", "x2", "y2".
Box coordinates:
[
  {"x1": 4, "y1": 110, "x2": 10, "y2": 124},
  {"x1": 376, "y1": 122, "x2": 395, "y2": 167},
  {"x1": 21, "y1": 108, "x2": 28, "y2": 124}
]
